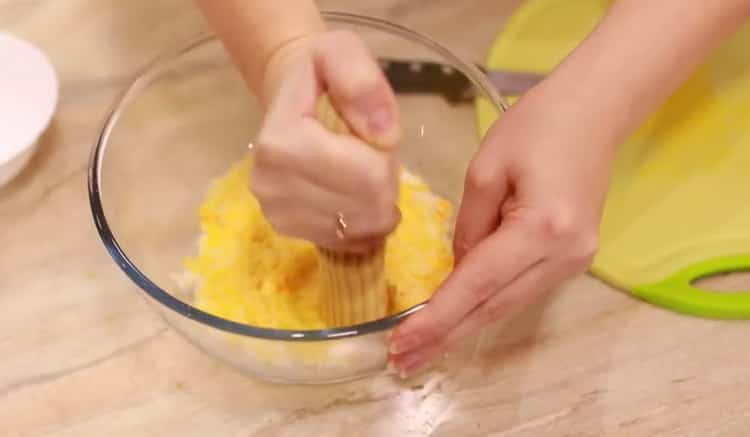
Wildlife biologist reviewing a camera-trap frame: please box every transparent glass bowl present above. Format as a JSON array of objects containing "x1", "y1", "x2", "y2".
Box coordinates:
[{"x1": 88, "y1": 12, "x2": 505, "y2": 384}]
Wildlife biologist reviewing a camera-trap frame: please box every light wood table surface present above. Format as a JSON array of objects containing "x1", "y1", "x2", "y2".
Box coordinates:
[{"x1": 1, "y1": 1, "x2": 749, "y2": 436}]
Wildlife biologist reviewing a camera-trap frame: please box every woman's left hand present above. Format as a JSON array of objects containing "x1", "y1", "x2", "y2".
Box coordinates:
[{"x1": 388, "y1": 86, "x2": 617, "y2": 377}]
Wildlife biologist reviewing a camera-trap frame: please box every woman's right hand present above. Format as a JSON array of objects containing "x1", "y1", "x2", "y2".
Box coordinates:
[{"x1": 251, "y1": 30, "x2": 402, "y2": 253}]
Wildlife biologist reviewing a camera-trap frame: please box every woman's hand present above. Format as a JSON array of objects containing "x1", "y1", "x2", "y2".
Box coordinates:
[
  {"x1": 388, "y1": 87, "x2": 615, "y2": 376},
  {"x1": 386, "y1": 0, "x2": 750, "y2": 378},
  {"x1": 251, "y1": 31, "x2": 402, "y2": 253}
]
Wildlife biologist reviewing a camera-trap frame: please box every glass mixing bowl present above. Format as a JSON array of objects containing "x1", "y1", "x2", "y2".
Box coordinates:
[{"x1": 88, "y1": 12, "x2": 506, "y2": 384}]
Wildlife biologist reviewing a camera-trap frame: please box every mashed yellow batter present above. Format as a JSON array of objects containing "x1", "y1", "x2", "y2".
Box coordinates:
[{"x1": 184, "y1": 156, "x2": 454, "y2": 330}]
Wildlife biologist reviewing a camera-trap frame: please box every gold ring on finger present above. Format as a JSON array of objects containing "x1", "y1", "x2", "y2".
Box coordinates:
[{"x1": 335, "y1": 211, "x2": 348, "y2": 240}]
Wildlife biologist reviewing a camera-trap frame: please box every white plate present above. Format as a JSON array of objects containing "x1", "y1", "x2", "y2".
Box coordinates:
[{"x1": 0, "y1": 32, "x2": 58, "y2": 186}]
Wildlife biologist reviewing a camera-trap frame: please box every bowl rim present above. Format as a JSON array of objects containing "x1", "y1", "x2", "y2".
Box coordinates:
[{"x1": 88, "y1": 11, "x2": 507, "y2": 342}]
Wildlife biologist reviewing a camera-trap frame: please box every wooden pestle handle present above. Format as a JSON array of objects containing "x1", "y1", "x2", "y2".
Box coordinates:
[{"x1": 315, "y1": 94, "x2": 390, "y2": 327}]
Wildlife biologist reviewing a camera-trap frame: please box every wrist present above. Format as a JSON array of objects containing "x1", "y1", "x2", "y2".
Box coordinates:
[
  {"x1": 519, "y1": 76, "x2": 625, "y2": 156},
  {"x1": 260, "y1": 34, "x2": 319, "y2": 107},
  {"x1": 527, "y1": 0, "x2": 750, "y2": 155},
  {"x1": 194, "y1": 0, "x2": 325, "y2": 105}
]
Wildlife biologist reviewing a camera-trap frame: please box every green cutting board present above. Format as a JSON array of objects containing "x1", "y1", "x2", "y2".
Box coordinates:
[{"x1": 476, "y1": 0, "x2": 750, "y2": 319}]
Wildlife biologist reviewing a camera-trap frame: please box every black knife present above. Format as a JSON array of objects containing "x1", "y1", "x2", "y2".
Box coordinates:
[{"x1": 378, "y1": 58, "x2": 545, "y2": 103}]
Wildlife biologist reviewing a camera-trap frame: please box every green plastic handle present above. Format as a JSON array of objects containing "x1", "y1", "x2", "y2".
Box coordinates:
[{"x1": 632, "y1": 255, "x2": 750, "y2": 319}]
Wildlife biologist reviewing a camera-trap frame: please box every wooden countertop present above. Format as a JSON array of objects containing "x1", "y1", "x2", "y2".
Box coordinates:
[{"x1": 2, "y1": 1, "x2": 749, "y2": 435}]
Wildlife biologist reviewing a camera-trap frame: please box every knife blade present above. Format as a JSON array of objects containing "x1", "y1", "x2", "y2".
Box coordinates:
[{"x1": 378, "y1": 58, "x2": 545, "y2": 103}]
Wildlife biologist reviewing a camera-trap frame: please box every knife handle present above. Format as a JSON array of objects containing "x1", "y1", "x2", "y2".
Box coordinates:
[{"x1": 379, "y1": 59, "x2": 474, "y2": 104}]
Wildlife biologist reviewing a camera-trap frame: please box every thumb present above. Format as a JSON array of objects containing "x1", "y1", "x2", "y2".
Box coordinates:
[
  {"x1": 313, "y1": 30, "x2": 401, "y2": 149},
  {"x1": 452, "y1": 143, "x2": 509, "y2": 262}
]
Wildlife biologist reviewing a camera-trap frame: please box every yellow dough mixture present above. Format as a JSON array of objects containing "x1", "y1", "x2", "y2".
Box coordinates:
[{"x1": 183, "y1": 156, "x2": 454, "y2": 330}]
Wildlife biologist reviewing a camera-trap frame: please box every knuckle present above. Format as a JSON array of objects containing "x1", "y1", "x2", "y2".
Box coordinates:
[
  {"x1": 376, "y1": 185, "x2": 398, "y2": 211},
  {"x1": 248, "y1": 171, "x2": 277, "y2": 202},
  {"x1": 359, "y1": 200, "x2": 398, "y2": 238},
  {"x1": 465, "y1": 159, "x2": 499, "y2": 195},
  {"x1": 253, "y1": 141, "x2": 287, "y2": 168},
  {"x1": 255, "y1": 128, "x2": 298, "y2": 168},
  {"x1": 565, "y1": 231, "x2": 599, "y2": 270},
  {"x1": 374, "y1": 206, "x2": 399, "y2": 235},
  {"x1": 363, "y1": 161, "x2": 391, "y2": 197},
  {"x1": 528, "y1": 206, "x2": 599, "y2": 270},
  {"x1": 531, "y1": 207, "x2": 578, "y2": 241}
]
